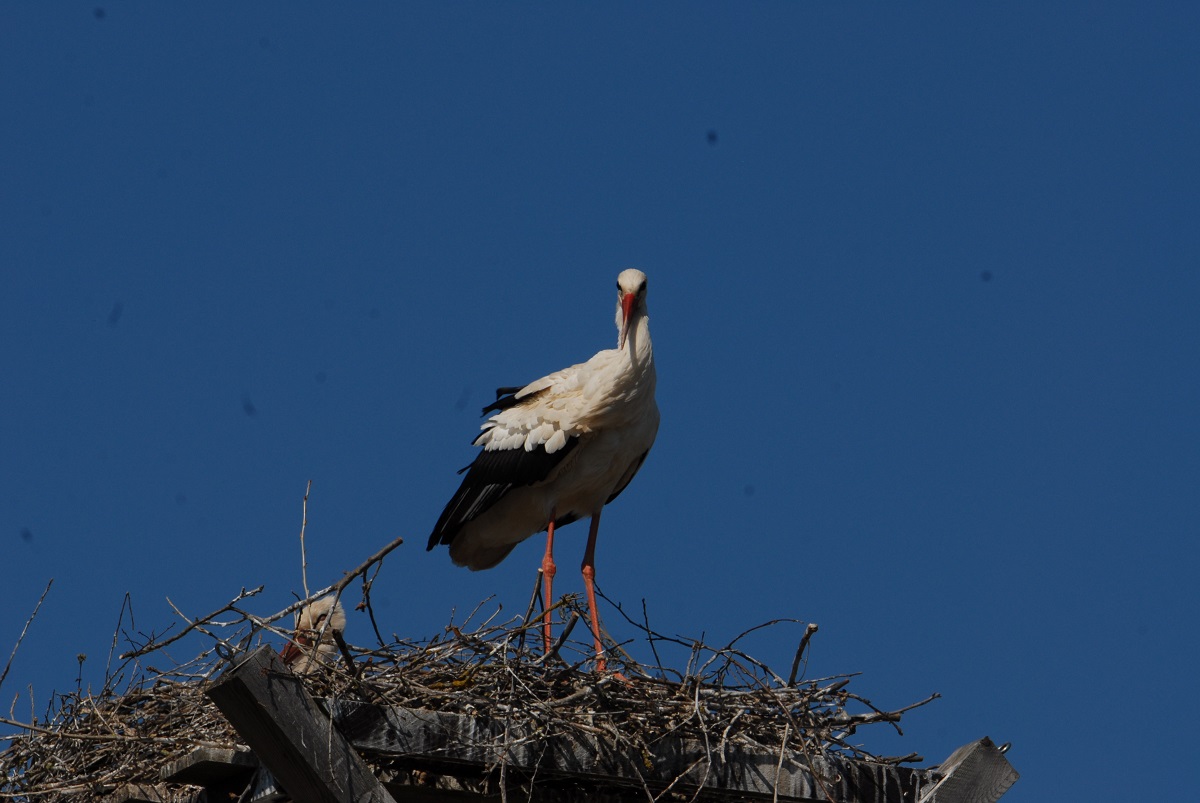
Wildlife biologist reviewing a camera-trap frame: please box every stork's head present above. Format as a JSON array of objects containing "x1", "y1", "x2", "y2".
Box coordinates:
[
  {"x1": 280, "y1": 596, "x2": 346, "y2": 670},
  {"x1": 615, "y1": 268, "x2": 648, "y2": 350}
]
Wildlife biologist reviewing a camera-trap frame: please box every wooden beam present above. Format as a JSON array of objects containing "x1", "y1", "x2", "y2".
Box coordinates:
[
  {"x1": 161, "y1": 746, "x2": 258, "y2": 786},
  {"x1": 246, "y1": 766, "x2": 290, "y2": 802},
  {"x1": 102, "y1": 783, "x2": 201, "y2": 803},
  {"x1": 205, "y1": 645, "x2": 396, "y2": 803},
  {"x1": 331, "y1": 700, "x2": 938, "y2": 803},
  {"x1": 158, "y1": 746, "x2": 263, "y2": 801},
  {"x1": 918, "y1": 737, "x2": 1018, "y2": 803}
]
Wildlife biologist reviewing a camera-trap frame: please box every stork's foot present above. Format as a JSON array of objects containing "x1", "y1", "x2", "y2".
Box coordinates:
[{"x1": 594, "y1": 659, "x2": 632, "y2": 684}]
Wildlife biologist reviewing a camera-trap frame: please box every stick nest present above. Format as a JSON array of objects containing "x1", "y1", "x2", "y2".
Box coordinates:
[{"x1": 1, "y1": 589, "x2": 937, "y2": 801}]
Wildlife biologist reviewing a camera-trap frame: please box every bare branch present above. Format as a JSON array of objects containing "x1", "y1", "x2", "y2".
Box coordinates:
[
  {"x1": 787, "y1": 623, "x2": 819, "y2": 687},
  {"x1": 300, "y1": 479, "x2": 313, "y2": 600},
  {"x1": 0, "y1": 579, "x2": 53, "y2": 694},
  {"x1": 119, "y1": 586, "x2": 264, "y2": 659}
]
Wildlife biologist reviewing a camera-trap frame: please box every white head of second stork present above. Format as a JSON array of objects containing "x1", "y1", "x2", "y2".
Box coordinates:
[{"x1": 280, "y1": 597, "x2": 347, "y2": 675}]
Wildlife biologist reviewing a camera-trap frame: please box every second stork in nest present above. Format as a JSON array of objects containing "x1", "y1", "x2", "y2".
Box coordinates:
[{"x1": 280, "y1": 597, "x2": 346, "y2": 675}]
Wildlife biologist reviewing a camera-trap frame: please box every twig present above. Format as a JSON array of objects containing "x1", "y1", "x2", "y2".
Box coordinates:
[
  {"x1": 120, "y1": 586, "x2": 264, "y2": 660},
  {"x1": 358, "y1": 562, "x2": 388, "y2": 648},
  {"x1": 300, "y1": 479, "x2": 313, "y2": 600},
  {"x1": 123, "y1": 530, "x2": 405, "y2": 660},
  {"x1": 163, "y1": 597, "x2": 240, "y2": 663},
  {"x1": 534, "y1": 612, "x2": 580, "y2": 666},
  {"x1": 104, "y1": 593, "x2": 134, "y2": 692},
  {"x1": 517, "y1": 568, "x2": 543, "y2": 654},
  {"x1": 331, "y1": 630, "x2": 358, "y2": 680},
  {"x1": 641, "y1": 599, "x2": 667, "y2": 678},
  {"x1": 0, "y1": 579, "x2": 53, "y2": 694},
  {"x1": 296, "y1": 533, "x2": 406, "y2": 623},
  {"x1": 0, "y1": 714, "x2": 226, "y2": 747},
  {"x1": 772, "y1": 721, "x2": 790, "y2": 803},
  {"x1": 787, "y1": 623, "x2": 819, "y2": 687},
  {"x1": 842, "y1": 690, "x2": 941, "y2": 734}
]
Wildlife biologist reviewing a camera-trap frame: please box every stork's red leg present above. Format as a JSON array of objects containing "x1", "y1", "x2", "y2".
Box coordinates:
[
  {"x1": 541, "y1": 511, "x2": 557, "y2": 654},
  {"x1": 580, "y1": 512, "x2": 607, "y2": 672}
]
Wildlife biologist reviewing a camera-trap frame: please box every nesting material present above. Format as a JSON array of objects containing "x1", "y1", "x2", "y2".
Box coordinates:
[{"x1": 1, "y1": 593, "x2": 936, "y2": 801}]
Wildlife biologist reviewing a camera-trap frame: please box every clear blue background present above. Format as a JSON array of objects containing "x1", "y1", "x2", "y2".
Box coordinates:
[{"x1": 3, "y1": 5, "x2": 1198, "y2": 800}]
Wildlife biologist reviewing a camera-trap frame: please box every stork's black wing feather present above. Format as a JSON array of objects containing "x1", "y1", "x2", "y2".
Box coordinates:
[
  {"x1": 481, "y1": 385, "x2": 546, "y2": 415},
  {"x1": 606, "y1": 450, "x2": 650, "y2": 505},
  {"x1": 427, "y1": 437, "x2": 580, "y2": 550}
]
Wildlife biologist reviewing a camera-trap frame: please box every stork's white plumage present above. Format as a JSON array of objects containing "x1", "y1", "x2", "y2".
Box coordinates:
[
  {"x1": 427, "y1": 269, "x2": 659, "y2": 671},
  {"x1": 279, "y1": 597, "x2": 346, "y2": 675}
]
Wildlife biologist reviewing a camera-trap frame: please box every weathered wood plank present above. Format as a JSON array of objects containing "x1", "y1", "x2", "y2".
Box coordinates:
[
  {"x1": 331, "y1": 701, "x2": 939, "y2": 803},
  {"x1": 918, "y1": 737, "x2": 1018, "y2": 803},
  {"x1": 205, "y1": 645, "x2": 396, "y2": 803},
  {"x1": 247, "y1": 765, "x2": 290, "y2": 802},
  {"x1": 103, "y1": 783, "x2": 201, "y2": 803},
  {"x1": 159, "y1": 745, "x2": 289, "y2": 801},
  {"x1": 160, "y1": 746, "x2": 258, "y2": 786},
  {"x1": 159, "y1": 746, "x2": 290, "y2": 801}
]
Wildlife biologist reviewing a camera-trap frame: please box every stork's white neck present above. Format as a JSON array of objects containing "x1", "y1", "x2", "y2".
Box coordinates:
[{"x1": 622, "y1": 311, "x2": 655, "y2": 381}]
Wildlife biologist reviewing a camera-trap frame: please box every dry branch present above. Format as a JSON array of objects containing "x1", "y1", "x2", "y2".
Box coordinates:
[
  {"x1": 0, "y1": 580, "x2": 53, "y2": 695},
  {"x1": 120, "y1": 531, "x2": 405, "y2": 661}
]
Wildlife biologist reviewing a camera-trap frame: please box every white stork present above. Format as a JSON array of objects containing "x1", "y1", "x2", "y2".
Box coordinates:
[
  {"x1": 279, "y1": 597, "x2": 346, "y2": 675},
  {"x1": 427, "y1": 269, "x2": 659, "y2": 672}
]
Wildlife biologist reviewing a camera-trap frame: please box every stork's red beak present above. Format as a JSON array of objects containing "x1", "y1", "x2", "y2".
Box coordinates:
[
  {"x1": 617, "y1": 291, "x2": 635, "y2": 350},
  {"x1": 279, "y1": 635, "x2": 308, "y2": 665}
]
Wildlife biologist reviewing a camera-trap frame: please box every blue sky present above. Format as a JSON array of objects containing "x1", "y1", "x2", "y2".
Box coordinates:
[{"x1": 3, "y1": 5, "x2": 1198, "y2": 800}]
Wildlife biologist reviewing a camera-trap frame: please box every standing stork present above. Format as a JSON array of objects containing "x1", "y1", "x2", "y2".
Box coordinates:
[{"x1": 427, "y1": 269, "x2": 659, "y2": 672}]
